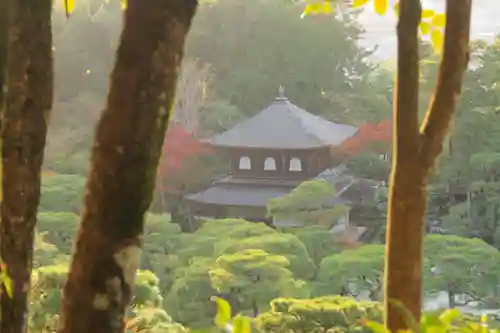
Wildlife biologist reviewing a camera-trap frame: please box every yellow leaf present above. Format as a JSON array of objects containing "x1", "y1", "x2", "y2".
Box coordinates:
[
  {"x1": 301, "y1": 1, "x2": 333, "y2": 17},
  {"x1": 432, "y1": 13, "x2": 446, "y2": 27},
  {"x1": 373, "y1": 0, "x2": 388, "y2": 15},
  {"x1": 393, "y1": 2, "x2": 399, "y2": 16},
  {"x1": 439, "y1": 308, "x2": 461, "y2": 325},
  {"x1": 419, "y1": 21, "x2": 431, "y2": 35},
  {"x1": 3, "y1": 275, "x2": 13, "y2": 299},
  {"x1": 233, "y1": 315, "x2": 252, "y2": 333},
  {"x1": 121, "y1": 0, "x2": 127, "y2": 10},
  {"x1": 430, "y1": 28, "x2": 444, "y2": 53},
  {"x1": 211, "y1": 296, "x2": 232, "y2": 328},
  {"x1": 0, "y1": 140, "x2": 2, "y2": 204},
  {"x1": 421, "y1": 9, "x2": 435, "y2": 18},
  {"x1": 352, "y1": 0, "x2": 369, "y2": 8},
  {"x1": 63, "y1": 0, "x2": 76, "y2": 15},
  {"x1": 363, "y1": 321, "x2": 390, "y2": 333}
]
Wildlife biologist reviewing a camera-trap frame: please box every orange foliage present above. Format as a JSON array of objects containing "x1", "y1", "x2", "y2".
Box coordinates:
[
  {"x1": 41, "y1": 170, "x2": 58, "y2": 177},
  {"x1": 339, "y1": 119, "x2": 392, "y2": 156},
  {"x1": 157, "y1": 124, "x2": 213, "y2": 194}
]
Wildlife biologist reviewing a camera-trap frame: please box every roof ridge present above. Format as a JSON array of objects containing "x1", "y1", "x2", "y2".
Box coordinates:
[{"x1": 209, "y1": 96, "x2": 358, "y2": 149}]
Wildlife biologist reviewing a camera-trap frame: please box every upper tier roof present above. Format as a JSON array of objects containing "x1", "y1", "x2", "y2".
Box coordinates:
[{"x1": 209, "y1": 89, "x2": 358, "y2": 149}]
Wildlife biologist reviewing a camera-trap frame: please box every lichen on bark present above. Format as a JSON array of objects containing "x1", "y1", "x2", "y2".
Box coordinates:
[{"x1": 112, "y1": 245, "x2": 142, "y2": 288}]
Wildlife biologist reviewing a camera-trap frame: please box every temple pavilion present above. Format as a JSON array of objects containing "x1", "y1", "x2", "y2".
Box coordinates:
[{"x1": 183, "y1": 88, "x2": 359, "y2": 225}]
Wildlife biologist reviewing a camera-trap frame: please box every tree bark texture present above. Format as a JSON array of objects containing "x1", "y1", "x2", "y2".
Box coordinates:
[
  {"x1": 384, "y1": 0, "x2": 472, "y2": 331},
  {"x1": 0, "y1": 1, "x2": 53, "y2": 333},
  {"x1": 0, "y1": 0, "x2": 8, "y2": 113},
  {"x1": 57, "y1": 1, "x2": 198, "y2": 333}
]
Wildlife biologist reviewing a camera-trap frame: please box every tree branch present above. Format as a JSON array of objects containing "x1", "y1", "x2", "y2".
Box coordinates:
[
  {"x1": 384, "y1": 1, "x2": 423, "y2": 330},
  {"x1": 393, "y1": 0, "x2": 422, "y2": 160},
  {"x1": 420, "y1": 0, "x2": 472, "y2": 169}
]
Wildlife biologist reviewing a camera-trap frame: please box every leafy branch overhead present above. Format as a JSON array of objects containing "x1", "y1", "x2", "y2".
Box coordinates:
[
  {"x1": 302, "y1": 0, "x2": 445, "y2": 52},
  {"x1": 63, "y1": 0, "x2": 127, "y2": 16}
]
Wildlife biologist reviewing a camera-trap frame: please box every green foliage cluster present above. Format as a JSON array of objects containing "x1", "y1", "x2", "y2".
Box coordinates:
[
  {"x1": 39, "y1": 174, "x2": 85, "y2": 212},
  {"x1": 214, "y1": 295, "x2": 500, "y2": 333},
  {"x1": 28, "y1": 263, "x2": 169, "y2": 333},
  {"x1": 30, "y1": 166, "x2": 500, "y2": 331},
  {"x1": 326, "y1": 37, "x2": 500, "y2": 249},
  {"x1": 31, "y1": 192, "x2": 500, "y2": 332},
  {"x1": 125, "y1": 307, "x2": 187, "y2": 333},
  {"x1": 267, "y1": 180, "x2": 349, "y2": 229},
  {"x1": 256, "y1": 296, "x2": 382, "y2": 333},
  {"x1": 390, "y1": 38, "x2": 500, "y2": 250}
]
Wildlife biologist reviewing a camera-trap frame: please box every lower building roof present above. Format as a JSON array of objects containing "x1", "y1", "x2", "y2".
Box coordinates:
[{"x1": 184, "y1": 184, "x2": 292, "y2": 207}]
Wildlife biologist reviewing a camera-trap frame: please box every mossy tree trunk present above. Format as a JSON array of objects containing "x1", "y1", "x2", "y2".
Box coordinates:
[
  {"x1": 57, "y1": 1, "x2": 198, "y2": 333},
  {"x1": 0, "y1": 1, "x2": 53, "y2": 333},
  {"x1": 384, "y1": 0, "x2": 471, "y2": 331}
]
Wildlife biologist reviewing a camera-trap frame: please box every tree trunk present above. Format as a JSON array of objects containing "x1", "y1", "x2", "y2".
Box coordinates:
[
  {"x1": 448, "y1": 290, "x2": 456, "y2": 308},
  {"x1": 0, "y1": 1, "x2": 53, "y2": 333},
  {"x1": 0, "y1": 0, "x2": 7, "y2": 113},
  {"x1": 57, "y1": 1, "x2": 198, "y2": 333},
  {"x1": 384, "y1": 0, "x2": 472, "y2": 331}
]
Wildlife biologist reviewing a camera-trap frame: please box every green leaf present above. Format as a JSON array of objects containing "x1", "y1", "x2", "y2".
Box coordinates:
[
  {"x1": 211, "y1": 296, "x2": 232, "y2": 328},
  {"x1": 233, "y1": 315, "x2": 252, "y2": 333},
  {"x1": 364, "y1": 321, "x2": 389, "y2": 333},
  {"x1": 438, "y1": 308, "x2": 461, "y2": 326},
  {"x1": 3, "y1": 275, "x2": 13, "y2": 299},
  {"x1": 420, "y1": 313, "x2": 445, "y2": 333}
]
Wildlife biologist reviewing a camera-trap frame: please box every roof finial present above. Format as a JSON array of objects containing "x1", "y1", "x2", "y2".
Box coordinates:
[
  {"x1": 276, "y1": 85, "x2": 288, "y2": 102},
  {"x1": 279, "y1": 85, "x2": 285, "y2": 97}
]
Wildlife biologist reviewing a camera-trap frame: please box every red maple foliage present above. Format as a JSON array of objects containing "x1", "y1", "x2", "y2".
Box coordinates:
[
  {"x1": 156, "y1": 124, "x2": 213, "y2": 195},
  {"x1": 339, "y1": 119, "x2": 393, "y2": 156}
]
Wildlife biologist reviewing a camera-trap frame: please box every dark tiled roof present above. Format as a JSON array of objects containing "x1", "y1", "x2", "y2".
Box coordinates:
[
  {"x1": 184, "y1": 184, "x2": 292, "y2": 207},
  {"x1": 216, "y1": 175, "x2": 302, "y2": 187},
  {"x1": 209, "y1": 97, "x2": 357, "y2": 149},
  {"x1": 316, "y1": 166, "x2": 381, "y2": 205}
]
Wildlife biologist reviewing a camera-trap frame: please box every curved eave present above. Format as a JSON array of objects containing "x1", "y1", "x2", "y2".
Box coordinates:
[
  {"x1": 208, "y1": 142, "x2": 337, "y2": 150},
  {"x1": 183, "y1": 184, "x2": 292, "y2": 207}
]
